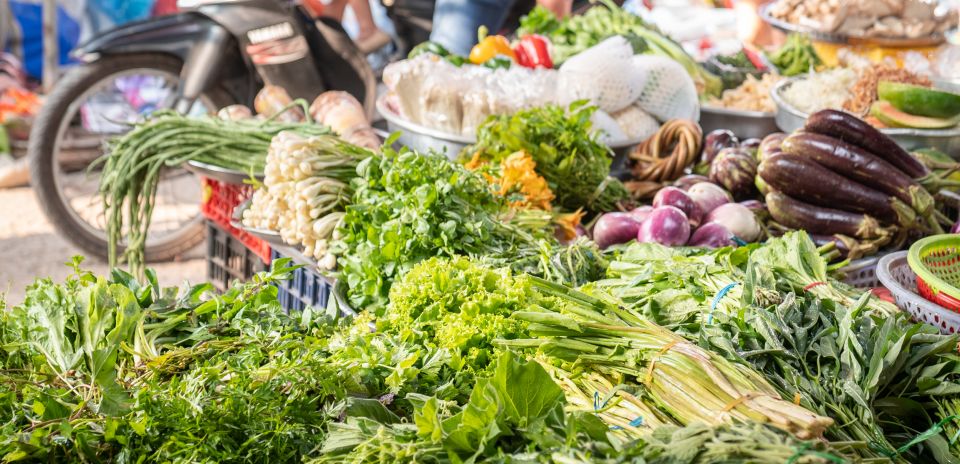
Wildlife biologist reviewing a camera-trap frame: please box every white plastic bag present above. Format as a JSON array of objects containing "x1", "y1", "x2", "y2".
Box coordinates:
[
  {"x1": 632, "y1": 55, "x2": 700, "y2": 122},
  {"x1": 557, "y1": 36, "x2": 646, "y2": 113}
]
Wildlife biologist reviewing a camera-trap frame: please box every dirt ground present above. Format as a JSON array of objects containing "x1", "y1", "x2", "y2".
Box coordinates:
[{"x1": 0, "y1": 186, "x2": 205, "y2": 305}]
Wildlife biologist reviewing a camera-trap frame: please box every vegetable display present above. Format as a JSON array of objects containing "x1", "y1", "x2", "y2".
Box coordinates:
[
  {"x1": 242, "y1": 132, "x2": 372, "y2": 267},
  {"x1": 99, "y1": 108, "x2": 329, "y2": 275},
  {"x1": 467, "y1": 103, "x2": 629, "y2": 213},
  {"x1": 22, "y1": 4, "x2": 960, "y2": 461},
  {"x1": 760, "y1": 110, "x2": 956, "y2": 246},
  {"x1": 518, "y1": 0, "x2": 721, "y2": 96}
]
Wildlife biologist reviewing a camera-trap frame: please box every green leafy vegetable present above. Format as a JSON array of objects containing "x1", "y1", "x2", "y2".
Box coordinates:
[
  {"x1": 518, "y1": 1, "x2": 721, "y2": 96},
  {"x1": 467, "y1": 102, "x2": 629, "y2": 213}
]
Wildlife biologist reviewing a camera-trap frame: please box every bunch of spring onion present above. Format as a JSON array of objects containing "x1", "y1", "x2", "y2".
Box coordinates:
[
  {"x1": 242, "y1": 131, "x2": 373, "y2": 268},
  {"x1": 539, "y1": 359, "x2": 675, "y2": 435},
  {"x1": 498, "y1": 277, "x2": 834, "y2": 440},
  {"x1": 100, "y1": 107, "x2": 329, "y2": 275}
]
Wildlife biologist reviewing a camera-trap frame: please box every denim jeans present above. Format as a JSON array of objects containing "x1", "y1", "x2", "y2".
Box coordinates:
[{"x1": 430, "y1": 0, "x2": 517, "y2": 56}]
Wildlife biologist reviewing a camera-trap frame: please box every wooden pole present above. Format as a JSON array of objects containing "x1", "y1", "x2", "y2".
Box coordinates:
[{"x1": 42, "y1": 0, "x2": 57, "y2": 92}]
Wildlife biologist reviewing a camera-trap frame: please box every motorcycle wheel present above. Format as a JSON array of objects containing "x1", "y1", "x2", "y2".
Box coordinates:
[{"x1": 28, "y1": 53, "x2": 234, "y2": 262}]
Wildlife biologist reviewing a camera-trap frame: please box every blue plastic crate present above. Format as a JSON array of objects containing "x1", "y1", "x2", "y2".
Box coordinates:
[
  {"x1": 271, "y1": 246, "x2": 335, "y2": 312},
  {"x1": 206, "y1": 221, "x2": 269, "y2": 293}
]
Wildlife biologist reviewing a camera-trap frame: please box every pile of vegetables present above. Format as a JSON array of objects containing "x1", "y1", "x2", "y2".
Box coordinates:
[
  {"x1": 593, "y1": 232, "x2": 959, "y2": 461},
  {"x1": 518, "y1": 0, "x2": 721, "y2": 96},
  {"x1": 6, "y1": 229, "x2": 960, "y2": 462},
  {"x1": 333, "y1": 144, "x2": 559, "y2": 310},
  {"x1": 99, "y1": 109, "x2": 329, "y2": 274},
  {"x1": 466, "y1": 102, "x2": 629, "y2": 214},
  {"x1": 759, "y1": 109, "x2": 951, "y2": 247},
  {"x1": 767, "y1": 33, "x2": 822, "y2": 77},
  {"x1": 241, "y1": 132, "x2": 373, "y2": 267}
]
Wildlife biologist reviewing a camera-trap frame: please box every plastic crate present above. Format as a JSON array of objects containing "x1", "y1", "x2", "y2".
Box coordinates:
[
  {"x1": 206, "y1": 221, "x2": 269, "y2": 293},
  {"x1": 271, "y1": 245, "x2": 335, "y2": 312},
  {"x1": 877, "y1": 251, "x2": 960, "y2": 334},
  {"x1": 200, "y1": 177, "x2": 270, "y2": 263}
]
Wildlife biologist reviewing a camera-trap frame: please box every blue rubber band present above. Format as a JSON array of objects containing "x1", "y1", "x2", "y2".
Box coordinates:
[
  {"x1": 732, "y1": 235, "x2": 747, "y2": 247},
  {"x1": 608, "y1": 417, "x2": 644, "y2": 430},
  {"x1": 707, "y1": 283, "x2": 739, "y2": 324}
]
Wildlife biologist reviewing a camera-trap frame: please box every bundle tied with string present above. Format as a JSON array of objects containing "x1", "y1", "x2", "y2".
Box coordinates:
[{"x1": 627, "y1": 119, "x2": 702, "y2": 199}]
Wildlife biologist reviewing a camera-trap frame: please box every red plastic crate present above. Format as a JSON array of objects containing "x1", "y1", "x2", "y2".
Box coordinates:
[{"x1": 200, "y1": 177, "x2": 271, "y2": 263}]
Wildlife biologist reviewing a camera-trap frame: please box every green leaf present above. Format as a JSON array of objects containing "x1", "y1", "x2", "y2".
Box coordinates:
[{"x1": 489, "y1": 351, "x2": 563, "y2": 427}]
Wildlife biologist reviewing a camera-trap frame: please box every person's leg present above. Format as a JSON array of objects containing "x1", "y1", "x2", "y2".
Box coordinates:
[
  {"x1": 430, "y1": 0, "x2": 516, "y2": 56},
  {"x1": 348, "y1": 0, "x2": 391, "y2": 52}
]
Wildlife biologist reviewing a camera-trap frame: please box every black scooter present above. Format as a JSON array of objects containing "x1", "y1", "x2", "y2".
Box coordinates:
[{"x1": 26, "y1": 0, "x2": 402, "y2": 261}]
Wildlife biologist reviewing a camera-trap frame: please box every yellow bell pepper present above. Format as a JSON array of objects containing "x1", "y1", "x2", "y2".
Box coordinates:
[{"x1": 469, "y1": 26, "x2": 515, "y2": 64}]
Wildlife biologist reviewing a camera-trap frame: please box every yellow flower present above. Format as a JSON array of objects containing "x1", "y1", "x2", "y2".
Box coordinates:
[
  {"x1": 555, "y1": 209, "x2": 585, "y2": 242},
  {"x1": 498, "y1": 151, "x2": 554, "y2": 210}
]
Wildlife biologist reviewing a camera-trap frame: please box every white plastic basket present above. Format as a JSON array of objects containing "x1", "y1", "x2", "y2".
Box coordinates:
[
  {"x1": 839, "y1": 254, "x2": 884, "y2": 289},
  {"x1": 876, "y1": 251, "x2": 960, "y2": 334}
]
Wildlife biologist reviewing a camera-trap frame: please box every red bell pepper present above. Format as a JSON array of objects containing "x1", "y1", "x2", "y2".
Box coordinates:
[{"x1": 513, "y1": 35, "x2": 553, "y2": 69}]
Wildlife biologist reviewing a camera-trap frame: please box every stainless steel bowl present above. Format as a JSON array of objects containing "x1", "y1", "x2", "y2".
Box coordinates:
[
  {"x1": 759, "y1": 3, "x2": 947, "y2": 47},
  {"x1": 700, "y1": 105, "x2": 780, "y2": 140},
  {"x1": 376, "y1": 96, "x2": 474, "y2": 159},
  {"x1": 376, "y1": 95, "x2": 646, "y2": 161},
  {"x1": 771, "y1": 77, "x2": 960, "y2": 155},
  {"x1": 184, "y1": 160, "x2": 263, "y2": 184}
]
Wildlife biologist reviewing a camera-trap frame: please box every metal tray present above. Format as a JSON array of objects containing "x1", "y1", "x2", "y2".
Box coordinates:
[
  {"x1": 184, "y1": 160, "x2": 264, "y2": 184},
  {"x1": 230, "y1": 199, "x2": 286, "y2": 247},
  {"x1": 771, "y1": 77, "x2": 960, "y2": 154},
  {"x1": 759, "y1": 3, "x2": 947, "y2": 47},
  {"x1": 376, "y1": 95, "x2": 647, "y2": 160},
  {"x1": 700, "y1": 105, "x2": 780, "y2": 140}
]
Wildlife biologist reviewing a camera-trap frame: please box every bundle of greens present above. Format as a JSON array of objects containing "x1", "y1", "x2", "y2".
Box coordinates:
[
  {"x1": 518, "y1": 0, "x2": 721, "y2": 96},
  {"x1": 313, "y1": 352, "x2": 849, "y2": 464},
  {"x1": 0, "y1": 258, "x2": 347, "y2": 461},
  {"x1": 334, "y1": 146, "x2": 555, "y2": 310},
  {"x1": 499, "y1": 277, "x2": 835, "y2": 440},
  {"x1": 378, "y1": 256, "x2": 532, "y2": 399},
  {"x1": 466, "y1": 102, "x2": 629, "y2": 213},
  {"x1": 593, "y1": 232, "x2": 960, "y2": 462},
  {"x1": 100, "y1": 110, "x2": 330, "y2": 274}
]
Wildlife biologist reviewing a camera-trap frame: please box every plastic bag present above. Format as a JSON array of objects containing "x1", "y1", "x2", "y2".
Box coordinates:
[
  {"x1": 557, "y1": 36, "x2": 646, "y2": 113},
  {"x1": 633, "y1": 55, "x2": 700, "y2": 122}
]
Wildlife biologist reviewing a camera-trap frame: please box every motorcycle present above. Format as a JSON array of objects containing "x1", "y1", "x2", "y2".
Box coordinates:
[{"x1": 26, "y1": 0, "x2": 404, "y2": 261}]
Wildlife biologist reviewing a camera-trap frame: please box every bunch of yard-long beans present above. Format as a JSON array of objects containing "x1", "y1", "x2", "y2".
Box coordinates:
[
  {"x1": 99, "y1": 109, "x2": 330, "y2": 274},
  {"x1": 498, "y1": 277, "x2": 834, "y2": 440}
]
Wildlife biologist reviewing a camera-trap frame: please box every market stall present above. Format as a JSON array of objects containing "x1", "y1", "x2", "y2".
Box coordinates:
[{"x1": 4, "y1": 1, "x2": 960, "y2": 462}]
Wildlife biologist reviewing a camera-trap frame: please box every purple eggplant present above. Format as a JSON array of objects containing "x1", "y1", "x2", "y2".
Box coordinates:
[
  {"x1": 709, "y1": 147, "x2": 758, "y2": 200},
  {"x1": 688, "y1": 222, "x2": 735, "y2": 248},
  {"x1": 704, "y1": 203, "x2": 761, "y2": 242},
  {"x1": 687, "y1": 182, "x2": 732, "y2": 215},
  {"x1": 653, "y1": 187, "x2": 703, "y2": 227},
  {"x1": 673, "y1": 174, "x2": 711, "y2": 191},
  {"x1": 628, "y1": 205, "x2": 654, "y2": 223},
  {"x1": 592, "y1": 212, "x2": 642, "y2": 249},
  {"x1": 637, "y1": 206, "x2": 691, "y2": 246},
  {"x1": 702, "y1": 129, "x2": 739, "y2": 165}
]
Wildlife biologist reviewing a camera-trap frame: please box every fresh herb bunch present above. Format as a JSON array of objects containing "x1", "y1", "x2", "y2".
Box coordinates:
[
  {"x1": 594, "y1": 232, "x2": 960, "y2": 462},
  {"x1": 468, "y1": 102, "x2": 628, "y2": 213},
  {"x1": 518, "y1": 0, "x2": 721, "y2": 96},
  {"x1": 334, "y1": 146, "x2": 549, "y2": 310}
]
